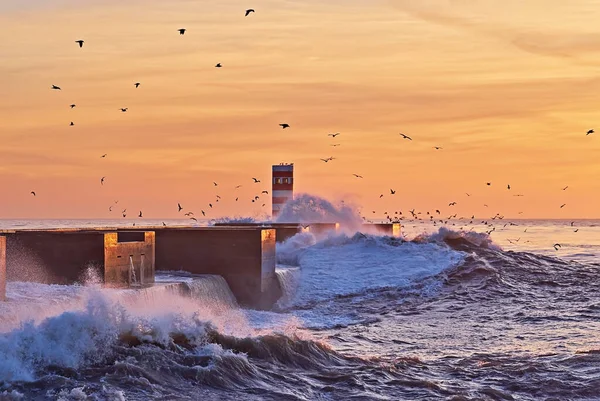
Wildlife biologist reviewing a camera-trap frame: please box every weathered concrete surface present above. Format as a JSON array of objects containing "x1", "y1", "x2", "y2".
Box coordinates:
[
  {"x1": 153, "y1": 227, "x2": 280, "y2": 308},
  {"x1": 0, "y1": 236, "x2": 6, "y2": 301},
  {"x1": 5, "y1": 231, "x2": 105, "y2": 284},
  {"x1": 104, "y1": 232, "x2": 155, "y2": 288}
]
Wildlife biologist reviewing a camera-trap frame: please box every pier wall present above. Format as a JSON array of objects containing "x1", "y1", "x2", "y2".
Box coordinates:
[
  {"x1": 0, "y1": 236, "x2": 5, "y2": 301},
  {"x1": 5, "y1": 231, "x2": 105, "y2": 284},
  {"x1": 153, "y1": 228, "x2": 279, "y2": 308},
  {"x1": 3, "y1": 230, "x2": 155, "y2": 286}
]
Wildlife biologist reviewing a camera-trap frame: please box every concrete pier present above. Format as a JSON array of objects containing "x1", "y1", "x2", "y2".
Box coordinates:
[
  {"x1": 0, "y1": 236, "x2": 6, "y2": 301},
  {"x1": 150, "y1": 227, "x2": 279, "y2": 309},
  {"x1": 214, "y1": 222, "x2": 401, "y2": 242}
]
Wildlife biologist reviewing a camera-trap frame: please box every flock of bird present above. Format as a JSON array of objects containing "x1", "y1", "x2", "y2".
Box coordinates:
[{"x1": 26, "y1": 6, "x2": 596, "y2": 250}]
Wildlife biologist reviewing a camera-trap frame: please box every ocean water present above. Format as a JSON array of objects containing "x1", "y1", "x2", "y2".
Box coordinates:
[{"x1": 0, "y1": 217, "x2": 599, "y2": 400}]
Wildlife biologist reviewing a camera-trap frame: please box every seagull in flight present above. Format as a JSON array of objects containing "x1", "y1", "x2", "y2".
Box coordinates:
[
  {"x1": 553, "y1": 243, "x2": 561, "y2": 251},
  {"x1": 201, "y1": 210, "x2": 206, "y2": 216},
  {"x1": 190, "y1": 217, "x2": 198, "y2": 222},
  {"x1": 331, "y1": 144, "x2": 341, "y2": 147},
  {"x1": 486, "y1": 182, "x2": 491, "y2": 186},
  {"x1": 390, "y1": 189, "x2": 396, "y2": 195},
  {"x1": 433, "y1": 146, "x2": 442, "y2": 150},
  {"x1": 213, "y1": 182, "x2": 218, "y2": 186},
  {"x1": 120, "y1": 108, "x2": 128, "y2": 112},
  {"x1": 262, "y1": 190, "x2": 269, "y2": 194},
  {"x1": 101, "y1": 154, "x2": 107, "y2": 158},
  {"x1": 252, "y1": 177, "x2": 261, "y2": 183},
  {"x1": 215, "y1": 63, "x2": 222, "y2": 68},
  {"x1": 562, "y1": 186, "x2": 569, "y2": 191},
  {"x1": 100, "y1": 177, "x2": 105, "y2": 185},
  {"x1": 51, "y1": 85, "x2": 61, "y2": 90},
  {"x1": 70, "y1": 122, "x2": 75, "y2": 126},
  {"x1": 587, "y1": 129, "x2": 594, "y2": 136},
  {"x1": 138, "y1": 211, "x2": 143, "y2": 218},
  {"x1": 353, "y1": 174, "x2": 363, "y2": 178},
  {"x1": 178, "y1": 203, "x2": 183, "y2": 212},
  {"x1": 245, "y1": 9, "x2": 255, "y2": 16},
  {"x1": 507, "y1": 184, "x2": 511, "y2": 190},
  {"x1": 178, "y1": 28, "x2": 186, "y2": 35},
  {"x1": 465, "y1": 193, "x2": 471, "y2": 197},
  {"x1": 30, "y1": 191, "x2": 36, "y2": 196},
  {"x1": 184, "y1": 212, "x2": 194, "y2": 216},
  {"x1": 70, "y1": 104, "x2": 76, "y2": 109},
  {"x1": 328, "y1": 133, "x2": 341, "y2": 137},
  {"x1": 448, "y1": 202, "x2": 457, "y2": 206},
  {"x1": 279, "y1": 123, "x2": 290, "y2": 129},
  {"x1": 399, "y1": 133, "x2": 412, "y2": 140},
  {"x1": 560, "y1": 204, "x2": 567, "y2": 208},
  {"x1": 134, "y1": 82, "x2": 140, "y2": 88},
  {"x1": 75, "y1": 40, "x2": 84, "y2": 48}
]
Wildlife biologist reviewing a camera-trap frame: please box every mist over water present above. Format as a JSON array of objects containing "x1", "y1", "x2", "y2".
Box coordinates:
[{"x1": 1, "y1": 196, "x2": 600, "y2": 400}]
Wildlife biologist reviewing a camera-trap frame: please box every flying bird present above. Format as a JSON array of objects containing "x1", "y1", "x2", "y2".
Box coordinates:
[
  {"x1": 190, "y1": 217, "x2": 198, "y2": 222},
  {"x1": 163, "y1": 222, "x2": 167, "y2": 227},
  {"x1": 245, "y1": 9, "x2": 255, "y2": 16},
  {"x1": 134, "y1": 82, "x2": 140, "y2": 88},
  {"x1": 433, "y1": 146, "x2": 442, "y2": 150},
  {"x1": 252, "y1": 178, "x2": 261, "y2": 183},
  {"x1": 109, "y1": 206, "x2": 113, "y2": 212},
  {"x1": 70, "y1": 104, "x2": 76, "y2": 109},
  {"x1": 120, "y1": 108, "x2": 128, "y2": 112},
  {"x1": 390, "y1": 189, "x2": 396, "y2": 195},
  {"x1": 101, "y1": 154, "x2": 107, "y2": 158},
  {"x1": 100, "y1": 177, "x2": 105, "y2": 185},
  {"x1": 262, "y1": 190, "x2": 269, "y2": 194},
  {"x1": 30, "y1": 191, "x2": 36, "y2": 196},
  {"x1": 507, "y1": 184, "x2": 511, "y2": 190},
  {"x1": 562, "y1": 186, "x2": 569, "y2": 191},
  {"x1": 201, "y1": 210, "x2": 206, "y2": 216},
  {"x1": 486, "y1": 182, "x2": 491, "y2": 186},
  {"x1": 328, "y1": 133, "x2": 341, "y2": 137},
  {"x1": 449, "y1": 202, "x2": 457, "y2": 206},
  {"x1": 75, "y1": 40, "x2": 84, "y2": 48},
  {"x1": 553, "y1": 243, "x2": 561, "y2": 251},
  {"x1": 178, "y1": 29, "x2": 186, "y2": 35},
  {"x1": 184, "y1": 212, "x2": 194, "y2": 216},
  {"x1": 70, "y1": 122, "x2": 74, "y2": 126},
  {"x1": 399, "y1": 133, "x2": 412, "y2": 140},
  {"x1": 465, "y1": 193, "x2": 471, "y2": 197},
  {"x1": 560, "y1": 204, "x2": 566, "y2": 208},
  {"x1": 586, "y1": 129, "x2": 594, "y2": 136},
  {"x1": 138, "y1": 211, "x2": 143, "y2": 218},
  {"x1": 215, "y1": 63, "x2": 222, "y2": 68},
  {"x1": 353, "y1": 174, "x2": 363, "y2": 178},
  {"x1": 178, "y1": 203, "x2": 183, "y2": 212},
  {"x1": 213, "y1": 182, "x2": 218, "y2": 186},
  {"x1": 331, "y1": 144, "x2": 341, "y2": 147},
  {"x1": 279, "y1": 123, "x2": 290, "y2": 129},
  {"x1": 209, "y1": 203, "x2": 213, "y2": 208}
]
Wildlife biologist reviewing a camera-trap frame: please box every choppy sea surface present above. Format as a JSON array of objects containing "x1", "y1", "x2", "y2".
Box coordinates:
[{"x1": 0, "y1": 218, "x2": 599, "y2": 401}]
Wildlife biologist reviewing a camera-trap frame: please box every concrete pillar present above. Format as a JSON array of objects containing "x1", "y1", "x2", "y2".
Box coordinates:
[
  {"x1": 0, "y1": 236, "x2": 6, "y2": 301},
  {"x1": 154, "y1": 227, "x2": 279, "y2": 308},
  {"x1": 104, "y1": 231, "x2": 155, "y2": 288}
]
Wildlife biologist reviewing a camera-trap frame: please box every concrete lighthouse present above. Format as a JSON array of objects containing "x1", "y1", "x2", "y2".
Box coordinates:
[{"x1": 272, "y1": 163, "x2": 294, "y2": 219}]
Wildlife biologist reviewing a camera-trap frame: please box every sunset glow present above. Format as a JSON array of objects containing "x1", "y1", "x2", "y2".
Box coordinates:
[{"x1": 1, "y1": 0, "x2": 599, "y2": 219}]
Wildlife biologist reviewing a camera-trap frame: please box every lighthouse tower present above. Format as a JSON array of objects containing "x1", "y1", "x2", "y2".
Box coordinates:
[{"x1": 272, "y1": 163, "x2": 294, "y2": 219}]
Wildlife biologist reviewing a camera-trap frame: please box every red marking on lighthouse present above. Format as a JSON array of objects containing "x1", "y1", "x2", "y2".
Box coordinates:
[{"x1": 272, "y1": 163, "x2": 294, "y2": 219}]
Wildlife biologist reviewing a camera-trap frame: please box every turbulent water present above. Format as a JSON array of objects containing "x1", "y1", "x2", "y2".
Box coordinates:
[{"x1": 1, "y1": 217, "x2": 600, "y2": 400}]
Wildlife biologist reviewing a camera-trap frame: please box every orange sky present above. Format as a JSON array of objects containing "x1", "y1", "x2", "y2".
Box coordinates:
[{"x1": 1, "y1": 0, "x2": 599, "y2": 219}]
